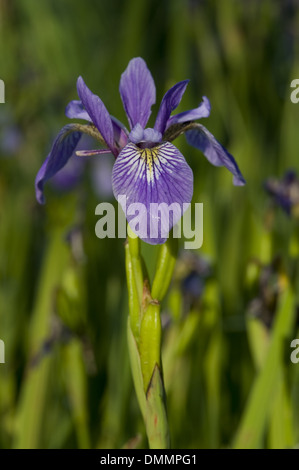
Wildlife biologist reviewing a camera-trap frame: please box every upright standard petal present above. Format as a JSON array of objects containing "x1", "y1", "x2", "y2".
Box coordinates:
[
  {"x1": 119, "y1": 57, "x2": 156, "y2": 130},
  {"x1": 77, "y1": 76, "x2": 117, "y2": 156},
  {"x1": 154, "y1": 80, "x2": 189, "y2": 135},
  {"x1": 166, "y1": 96, "x2": 211, "y2": 130},
  {"x1": 185, "y1": 123, "x2": 245, "y2": 186},
  {"x1": 112, "y1": 141, "x2": 193, "y2": 244},
  {"x1": 35, "y1": 124, "x2": 82, "y2": 204}
]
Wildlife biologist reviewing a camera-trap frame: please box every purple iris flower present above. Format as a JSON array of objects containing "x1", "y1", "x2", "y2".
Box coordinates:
[{"x1": 35, "y1": 57, "x2": 245, "y2": 244}]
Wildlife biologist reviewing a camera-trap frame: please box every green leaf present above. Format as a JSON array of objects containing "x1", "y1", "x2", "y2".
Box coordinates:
[
  {"x1": 145, "y1": 364, "x2": 170, "y2": 449},
  {"x1": 127, "y1": 319, "x2": 146, "y2": 419},
  {"x1": 233, "y1": 286, "x2": 296, "y2": 449}
]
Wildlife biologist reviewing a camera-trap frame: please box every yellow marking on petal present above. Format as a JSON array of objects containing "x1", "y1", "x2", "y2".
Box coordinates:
[{"x1": 139, "y1": 147, "x2": 160, "y2": 176}]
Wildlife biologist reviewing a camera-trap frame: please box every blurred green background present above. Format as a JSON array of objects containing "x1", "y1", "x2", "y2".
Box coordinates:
[{"x1": 0, "y1": 0, "x2": 299, "y2": 449}]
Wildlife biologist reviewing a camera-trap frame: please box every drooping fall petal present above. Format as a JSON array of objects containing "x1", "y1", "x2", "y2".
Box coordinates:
[
  {"x1": 185, "y1": 123, "x2": 245, "y2": 186},
  {"x1": 35, "y1": 124, "x2": 82, "y2": 204},
  {"x1": 112, "y1": 141, "x2": 193, "y2": 244}
]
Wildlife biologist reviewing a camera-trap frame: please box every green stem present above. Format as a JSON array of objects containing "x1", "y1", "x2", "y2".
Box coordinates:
[
  {"x1": 127, "y1": 225, "x2": 144, "y2": 306},
  {"x1": 125, "y1": 230, "x2": 177, "y2": 449},
  {"x1": 125, "y1": 241, "x2": 141, "y2": 342},
  {"x1": 151, "y1": 235, "x2": 178, "y2": 301}
]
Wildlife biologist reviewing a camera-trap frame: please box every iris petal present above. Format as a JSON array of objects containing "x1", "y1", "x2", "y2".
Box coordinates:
[
  {"x1": 65, "y1": 100, "x2": 91, "y2": 122},
  {"x1": 35, "y1": 124, "x2": 82, "y2": 204},
  {"x1": 129, "y1": 123, "x2": 144, "y2": 143},
  {"x1": 110, "y1": 116, "x2": 129, "y2": 149},
  {"x1": 185, "y1": 123, "x2": 245, "y2": 186},
  {"x1": 143, "y1": 128, "x2": 162, "y2": 143},
  {"x1": 166, "y1": 96, "x2": 211, "y2": 129},
  {"x1": 154, "y1": 80, "x2": 189, "y2": 135},
  {"x1": 77, "y1": 77, "x2": 117, "y2": 155},
  {"x1": 112, "y1": 141, "x2": 193, "y2": 244},
  {"x1": 66, "y1": 100, "x2": 128, "y2": 150},
  {"x1": 119, "y1": 57, "x2": 156, "y2": 130}
]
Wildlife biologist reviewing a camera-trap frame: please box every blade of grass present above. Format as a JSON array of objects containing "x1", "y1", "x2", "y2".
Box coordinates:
[{"x1": 233, "y1": 285, "x2": 296, "y2": 449}]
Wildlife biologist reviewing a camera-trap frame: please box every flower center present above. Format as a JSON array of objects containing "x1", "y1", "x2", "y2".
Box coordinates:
[{"x1": 129, "y1": 123, "x2": 162, "y2": 148}]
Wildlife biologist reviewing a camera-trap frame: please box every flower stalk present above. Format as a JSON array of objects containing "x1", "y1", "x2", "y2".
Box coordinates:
[{"x1": 125, "y1": 228, "x2": 178, "y2": 449}]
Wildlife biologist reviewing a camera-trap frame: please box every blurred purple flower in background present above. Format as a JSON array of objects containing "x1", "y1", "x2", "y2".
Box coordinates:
[
  {"x1": 264, "y1": 169, "x2": 299, "y2": 217},
  {"x1": 0, "y1": 108, "x2": 23, "y2": 156},
  {"x1": 175, "y1": 251, "x2": 212, "y2": 313},
  {"x1": 247, "y1": 256, "x2": 287, "y2": 329},
  {"x1": 91, "y1": 155, "x2": 114, "y2": 199}
]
